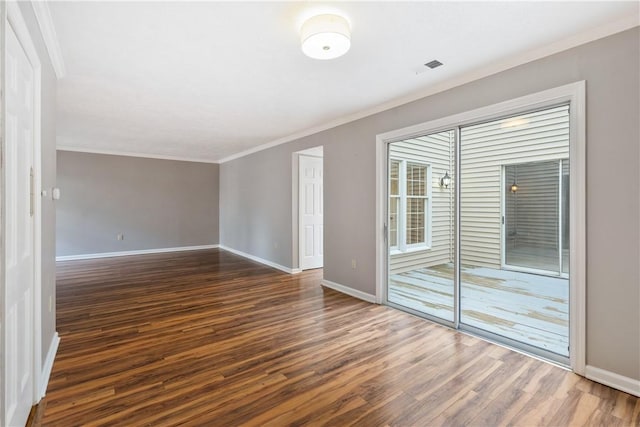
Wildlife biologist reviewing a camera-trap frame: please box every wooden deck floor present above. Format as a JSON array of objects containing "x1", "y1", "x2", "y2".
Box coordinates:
[
  {"x1": 37, "y1": 249, "x2": 638, "y2": 426},
  {"x1": 389, "y1": 264, "x2": 568, "y2": 356}
]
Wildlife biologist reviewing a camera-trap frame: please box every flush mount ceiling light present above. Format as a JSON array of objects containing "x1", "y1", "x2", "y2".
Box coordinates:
[{"x1": 301, "y1": 14, "x2": 351, "y2": 60}]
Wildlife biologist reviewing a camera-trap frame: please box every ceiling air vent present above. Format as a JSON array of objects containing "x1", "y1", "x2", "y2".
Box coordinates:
[{"x1": 424, "y1": 59, "x2": 443, "y2": 69}]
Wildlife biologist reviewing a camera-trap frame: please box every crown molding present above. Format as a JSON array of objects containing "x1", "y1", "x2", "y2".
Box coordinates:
[
  {"x1": 31, "y1": 1, "x2": 66, "y2": 79},
  {"x1": 57, "y1": 145, "x2": 220, "y2": 165},
  {"x1": 219, "y1": 17, "x2": 639, "y2": 164}
]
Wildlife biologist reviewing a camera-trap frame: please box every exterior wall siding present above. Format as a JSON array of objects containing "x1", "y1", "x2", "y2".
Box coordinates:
[
  {"x1": 389, "y1": 131, "x2": 453, "y2": 274},
  {"x1": 460, "y1": 104, "x2": 570, "y2": 268},
  {"x1": 389, "y1": 105, "x2": 570, "y2": 273}
]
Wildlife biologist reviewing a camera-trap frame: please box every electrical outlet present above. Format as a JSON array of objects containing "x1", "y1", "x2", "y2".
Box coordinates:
[
  {"x1": 351, "y1": 259, "x2": 357, "y2": 269},
  {"x1": 117, "y1": 233, "x2": 124, "y2": 241}
]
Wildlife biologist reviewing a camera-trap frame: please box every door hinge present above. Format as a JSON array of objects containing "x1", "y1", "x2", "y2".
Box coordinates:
[
  {"x1": 383, "y1": 223, "x2": 388, "y2": 242},
  {"x1": 30, "y1": 167, "x2": 34, "y2": 217}
]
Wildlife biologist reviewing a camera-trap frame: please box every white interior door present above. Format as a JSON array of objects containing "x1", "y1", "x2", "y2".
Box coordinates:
[
  {"x1": 299, "y1": 155, "x2": 323, "y2": 270},
  {"x1": 4, "y1": 20, "x2": 36, "y2": 427}
]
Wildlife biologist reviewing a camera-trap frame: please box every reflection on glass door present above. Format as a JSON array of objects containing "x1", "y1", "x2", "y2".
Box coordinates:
[{"x1": 386, "y1": 130, "x2": 456, "y2": 323}]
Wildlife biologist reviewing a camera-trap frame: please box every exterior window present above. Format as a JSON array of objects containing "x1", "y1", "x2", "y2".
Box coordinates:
[
  {"x1": 406, "y1": 163, "x2": 427, "y2": 245},
  {"x1": 389, "y1": 159, "x2": 431, "y2": 252}
]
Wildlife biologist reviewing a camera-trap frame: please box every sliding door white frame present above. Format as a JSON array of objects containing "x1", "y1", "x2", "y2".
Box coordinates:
[{"x1": 375, "y1": 81, "x2": 586, "y2": 374}]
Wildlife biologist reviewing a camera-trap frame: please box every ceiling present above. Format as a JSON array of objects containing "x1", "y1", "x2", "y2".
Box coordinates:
[{"x1": 50, "y1": 1, "x2": 639, "y2": 163}]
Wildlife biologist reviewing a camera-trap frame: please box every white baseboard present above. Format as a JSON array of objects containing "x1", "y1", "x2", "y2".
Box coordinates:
[
  {"x1": 39, "y1": 332, "x2": 60, "y2": 399},
  {"x1": 321, "y1": 279, "x2": 377, "y2": 303},
  {"x1": 56, "y1": 244, "x2": 219, "y2": 261},
  {"x1": 218, "y1": 245, "x2": 300, "y2": 274},
  {"x1": 585, "y1": 365, "x2": 640, "y2": 397}
]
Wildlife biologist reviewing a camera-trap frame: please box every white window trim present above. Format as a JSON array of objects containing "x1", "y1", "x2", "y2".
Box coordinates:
[
  {"x1": 375, "y1": 81, "x2": 585, "y2": 375},
  {"x1": 389, "y1": 158, "x2": 432, "y2": 253}
]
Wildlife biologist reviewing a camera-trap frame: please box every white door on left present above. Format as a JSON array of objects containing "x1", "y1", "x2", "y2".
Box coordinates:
[
  {"x1": 299, "y1": 155, "x2": 323, "y2": 270},
  {"x1": 4, "y1": 19, "x2": 36, "y2": 427}
]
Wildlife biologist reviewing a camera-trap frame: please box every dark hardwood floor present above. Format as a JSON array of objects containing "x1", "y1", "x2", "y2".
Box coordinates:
[{"x1": 40, "y1": 249, "x2": 639, "y2": 426}]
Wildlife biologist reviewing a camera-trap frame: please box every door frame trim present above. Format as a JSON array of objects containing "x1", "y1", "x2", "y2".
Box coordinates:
[
  {"x1": 4, "y1": 1, "x2": 43, "y2": 416},
  {"x1": 375, "y1": 81, "x2": 586, "y2": 374}
]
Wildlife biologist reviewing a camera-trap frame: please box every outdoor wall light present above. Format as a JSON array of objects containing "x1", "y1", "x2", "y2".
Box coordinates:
[
  {"x1": 510, "y1": 182, "x2": 519, "y2": 193},
  {"x1": 440, "y1": 172, "x2": 451, "y2": 188},
  {"x1": 301, "y1": 14, "x2": 351, "y2": 60}
]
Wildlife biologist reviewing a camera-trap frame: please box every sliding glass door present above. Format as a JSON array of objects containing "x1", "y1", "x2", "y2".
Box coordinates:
[
  {"x1": 459, "y1": 105, "x2": 570, "y2": 360},
  {"x1": 385, "y1": 103, "x2": 571, "y2": 363}
]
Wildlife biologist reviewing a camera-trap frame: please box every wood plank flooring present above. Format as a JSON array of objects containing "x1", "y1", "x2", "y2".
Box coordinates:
[{"x1": 40, "y1": 249, "x2": 639, "y2": 426}]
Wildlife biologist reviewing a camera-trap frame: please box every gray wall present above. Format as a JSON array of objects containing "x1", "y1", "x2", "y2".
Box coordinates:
[
  {"x1": 220, "y1": 28, "x2": 640, "y2": 381},
  {"x1": 56, "y1": 152, "x2": 219, "y2": 256},
  {"x1": 221, "y1": 138, "x2": 327, "y2": 267}
]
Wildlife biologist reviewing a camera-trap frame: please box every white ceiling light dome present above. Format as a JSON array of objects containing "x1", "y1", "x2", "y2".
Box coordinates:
[{"x1": 300, "y1": 14, "x2": 351, "y2": 60}]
